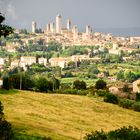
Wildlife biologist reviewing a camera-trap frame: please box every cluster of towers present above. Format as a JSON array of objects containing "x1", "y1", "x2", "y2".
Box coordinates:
[
  {"x1": 45, "y1": 14, "x2": 71, "y2": 34},
  {"x1": 32, "y1": 14, "x2": 92, "y2": 39}
]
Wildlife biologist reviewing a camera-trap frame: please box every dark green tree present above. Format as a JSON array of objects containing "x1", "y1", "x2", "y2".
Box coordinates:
[
  {"x1": 36, "y1": 77, "x2": 53, "y2": 92},
  {"x1": 0, "y1": 101, "x2": 13, "y2": 139},
  {"x1": 73, "y1": 80, "x2": 86, "y2": 90},
  {"x1": 95, "y1": 79, "x2": 107, "y2": 90},
  {"x1": 3, "y1": 77, "x2": 11, "y2": 90},
  {"x1": 0, "y1": 13, "x2": 14, "y2": 38}
]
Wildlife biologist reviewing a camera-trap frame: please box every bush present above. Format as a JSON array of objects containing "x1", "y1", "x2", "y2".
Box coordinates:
[
  {"x1": 136, "y1": 93, "x2": 140, "y2": 101},
  {"x1": 0, "y1": 101, "x2": 13, "y2": 139},
  {"x1": 73, "y1": 80, "x2": 87, "y2": 90},
  {"x1": 132, "y1": 102, "x2": 140, "y2": 112},
  {"x1": 13, "y1": 133, "x2": 51, "y2": 140},
  {"x1": 3, "y1": 77, "x2": 11, "y2": 90},
  {"x1": 108, "y1": 126, "x2": 140, "y2": 140},
  {"x1": 0, "y1": 120, "x2": 13, "y2": 140},
  {"x1": 88, "y1": 89, "x2": 108, "y2": 97},
  {"x1": 119, "y1": 99, "x2": 135, "y2": 109},
  {"x1": 95, "y1": 79, "x2": 107, "y2": 90},
  {"x1": 54, "y1": 89, "x2": 89, "y2": 96},
  {"x1": 84, "y1": 126, "x2": 140, "y2": 140},
  {"x1": 54, "y1": 89, "x2": 78, "y2": 95},
  {"x1": 63, "y1": 71, "x2": 74, "y2": 78},
  {"x1": 77, "y1": 90, "x2": 89, "y2": 96},
  {"x1": 3, "y1": 73, "x2": 35, "y2": 90},
  {"x1": 35, "y1": 77, "x2": 53, "y2": 92},
  {"x1": 63, "y1": 89, "x2": 78, "y2": 94},
  {"x1": 96, "y1": 90, "x2": 108, "y2": 97},
  {"x1": 104, "y1": 93, "x2": 119, "y2": 104},
  {"x1": 84, "y1": 130, "x2": 107, "y2": 140}
]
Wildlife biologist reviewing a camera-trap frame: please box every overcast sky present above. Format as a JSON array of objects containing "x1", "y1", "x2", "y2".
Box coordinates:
[{"x1": 0, "y1": 0, "x2": 140, "y2": 36}]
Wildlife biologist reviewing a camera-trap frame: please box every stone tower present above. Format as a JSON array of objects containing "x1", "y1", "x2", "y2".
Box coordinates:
[
  {"x1": 50, "y1": 22, "x2": 55, "y2": 33},
  {"x1": 72, "y1": 25, "x2": 78, "y2": 39},
  {"x1": 32, "y1": 21, "x2": 37, "y2": 33},
  {"x1": 86, "y1": 25, "x2": 92, "y2": 36},
  {"x1": 66, "y1": 18, "x2": 71, "y2": 30},
  {"x1": 46, "y1": 24, "x2": 50, "y2": 32},
  {"x1": 56, "y1": 14, "x2": 62, "y2": 33}
]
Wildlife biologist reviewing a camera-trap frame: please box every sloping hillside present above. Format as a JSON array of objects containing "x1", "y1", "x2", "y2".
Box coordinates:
[{"x1": 0, "y1": 90, "x2": 140, "y2": 140}]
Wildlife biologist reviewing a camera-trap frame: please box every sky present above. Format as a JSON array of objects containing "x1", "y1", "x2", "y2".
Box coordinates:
[{"x1": 0, "y1": 0, "x2": 140, "y2": 36}]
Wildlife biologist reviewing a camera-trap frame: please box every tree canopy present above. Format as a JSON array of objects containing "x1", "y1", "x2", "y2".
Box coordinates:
[{"x1": 0, "y1": 13, "x2": 14, "y2": 38}]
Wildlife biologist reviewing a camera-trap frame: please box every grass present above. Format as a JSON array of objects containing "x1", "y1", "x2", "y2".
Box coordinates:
[{"x1": 0, "y1": 90, "x2": 140, "y2": 140}]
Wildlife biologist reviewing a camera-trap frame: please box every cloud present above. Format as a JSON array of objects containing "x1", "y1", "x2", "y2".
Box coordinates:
[
  {"x1": 0, "y1": 0, "x2": 18, "y2": 20},
  {"x1": 6, "y1": 2, "x2": 18, "y2": 20}
]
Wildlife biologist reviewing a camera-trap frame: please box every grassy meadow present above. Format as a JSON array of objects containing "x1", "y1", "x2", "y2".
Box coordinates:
[{"x1": 0, "y1": 89, "x2": 140, "y2": 139}]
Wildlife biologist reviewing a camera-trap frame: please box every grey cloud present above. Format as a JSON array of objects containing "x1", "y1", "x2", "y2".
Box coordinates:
[{"x1": 1, "y1": 0, "x2": 140, "y2": 36}]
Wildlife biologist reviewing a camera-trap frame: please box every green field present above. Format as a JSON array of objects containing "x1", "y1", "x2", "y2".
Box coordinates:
[{"x1": 0, "y1": 90, "x2": 140, "y2": 140}]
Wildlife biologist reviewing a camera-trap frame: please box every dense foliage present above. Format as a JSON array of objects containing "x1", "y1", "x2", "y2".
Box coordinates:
[
  {"x1": 0, "y1": 101, "x2": 13, "y2": 140},
  {"x1": 84, "y1": 126, "x2": 140, "y2": 140},
  {"x1": 2, "y1": 72, "x2": 60, "y2": 92},
  {"x1": 104, "y1": 93, "x2": 119, "y2": 104},
  {"x1": 0, "y1": 13, "x2": 14, "y2": 38},
  {"x1": 119, "y1": 99, "x2": 135, "y2": 109},
  {"x1": 117, "y1": 70, "x2": 140, "y2": 83}
]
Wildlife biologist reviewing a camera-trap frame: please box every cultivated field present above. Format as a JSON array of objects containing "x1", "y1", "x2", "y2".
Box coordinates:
[{"x1": 0, "y1": 90, "x2": 140, "y2": 140}]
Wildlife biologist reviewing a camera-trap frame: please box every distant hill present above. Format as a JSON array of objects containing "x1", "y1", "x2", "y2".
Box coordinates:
[{"x1": 0, "y1": 90, "x2": 140, "y2": 140}]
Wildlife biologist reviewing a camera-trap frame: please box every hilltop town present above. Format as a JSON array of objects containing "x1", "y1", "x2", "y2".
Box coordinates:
[
  {"x1": 0, "y1": 14, "x2": 140, "y2": 93},
  {"x1": 1, "y1": 10, "x2": 140, "y2": 140}
]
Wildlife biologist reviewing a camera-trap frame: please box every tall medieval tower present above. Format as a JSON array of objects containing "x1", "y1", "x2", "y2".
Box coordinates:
[
  {"x1": 66, "y1": 18, "x2": 71, "y2": 30},
  {"x1": 56, "y1": 14, "x2": 62, "y2": 33},
  {"x1": 72, "y1": 25, "x2": 78, "y2": 40},
  {"x1": 86, "y1": 25, "x2": 92, "y2": 36},
  {"x1": 32, "y1": 21, "x2": 37, "y2": 33}
]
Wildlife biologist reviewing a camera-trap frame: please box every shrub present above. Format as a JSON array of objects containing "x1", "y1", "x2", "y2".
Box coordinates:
[
  {"x1": 35, "y1": 77, "x2": 53, "y2": 92},
  {"x1": 77, "y1": 90, "x2": 89, "y2": 96},
  {"x1": 108, "y1": 126, "x2": 140, "y2": 140},
  {"x1": 104, "y1": 93, "x2": 119, "y2": 104},
  {"x1": 84, "y1": 126, "x2": 140, "y2": 140},
  {"x1": 54, "y1": 89, "x2": 89, "y2": 96},
  {"x1": 60, "y1": 83, "x2": 71, "y2": 89},
  {"x1": 132, "y1": 102, "x2": 140, "y2": 112},
  {"x1": 95, "y1": 79, "x2": 107, "y2": 90},
  {"x1": 13, "y1": 133, "x2": 47, "y2": 140},
  {"x1": 63, "y1": 71, "x2": 73, "y2": 78},
  {"x1": 3, "y1": 77, "x2": 11, "y2": 90},
  {"x1": 0, "y1": 101, "x2": 13, "y2": 139},
  {"x1": 88, "y1": 88, "x2": 107, "y2": 97},
  {"x1": 96, "y1": 90, "x2": 108, "y2": 97},
  {"x1": 0, "y1": 120, "x2": 13, "y2": 140},
  {"x1": 64, "y1": 89, "x2": 78, "y2": 94},
  {"x1": 119, "y1": 99, "x2": 135, "y2": 109},
  {"x1": 54, "y1": 89, "x2": 78, "y2": 95},
  {"x1": 84, "y1": 130, "x2": 107, "y2": 140},
  {"x1": 73, "y1": 80, "x2": 87, "y2": 90},
  {"x1": 136, "y1": 93, "x2": 140, "y2": 101}
]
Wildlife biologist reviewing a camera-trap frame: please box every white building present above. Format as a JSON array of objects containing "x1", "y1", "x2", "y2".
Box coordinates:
[
  {"x1": 38, "y1": 57, "x2": 47, "y2": 66},
  {"x1": 20, "y1": 56, "x2": 36, "y2": 66},
  {"x1": 49, "y1": 57, "x2": 71, "y2": 68}
]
